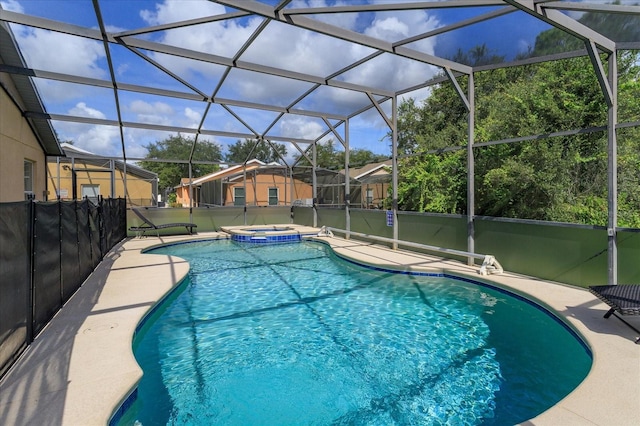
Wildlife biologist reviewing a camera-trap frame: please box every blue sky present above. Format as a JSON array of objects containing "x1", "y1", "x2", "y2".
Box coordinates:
[{"x1": 2, "y1": 0, "x2": 557, "y2": 163}]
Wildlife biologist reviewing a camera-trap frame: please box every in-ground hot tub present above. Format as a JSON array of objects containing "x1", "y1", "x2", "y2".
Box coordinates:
[{"x1": 221, "y1": 224, "x2": 319, "y2": 243}]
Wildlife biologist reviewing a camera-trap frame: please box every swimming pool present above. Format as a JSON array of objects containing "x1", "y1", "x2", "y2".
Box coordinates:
[{"x1": 116, "y1": 240, "x2": 591, "y2": 425}]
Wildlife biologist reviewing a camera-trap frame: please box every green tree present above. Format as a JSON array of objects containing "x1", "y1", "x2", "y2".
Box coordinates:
[
  {"x1": 294, "y1": 139, "x2": 387, "y2": 169},
  {"x1": 395, "y1": 44, "x2": 640, "y2": 225},
  {"x1": 225, "y1": 139, "x2": 287, "y2": 164},
  {"x1": 336, "y1": 149, "x2": 388, "y2": 168},
  {"x1": 451, "y1": 43, "x2": 505, "y2": 66},
  {"x1": 616, "y1": 51, "x2": 640, "y2": 227},
  {"x1": 139, "y1": 134, "x2": 222, "y2": 190}
]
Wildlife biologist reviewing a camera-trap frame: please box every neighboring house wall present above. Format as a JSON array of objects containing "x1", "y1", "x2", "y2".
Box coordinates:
[
  {"x1": 46, "y1": 161, "x2": 156, "y2": 206},
  {"x1": 224, "y1": 174, "x2": 312, "y2": 206},
  {"x1": 0, "y1": 86, "x2": 47, "y2": 202},
  {"x1": 361, "y1": 182, "x2": 389, "y2": 208},
  {"x1": 175, "y1": 183, "x2": 194, "y2": 207},
  {"x1": 177, "y1": 171, "x2": 313, "y2": 207}
]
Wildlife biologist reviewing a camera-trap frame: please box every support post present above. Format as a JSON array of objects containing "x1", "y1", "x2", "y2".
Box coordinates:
[
  {"x1": 392, "y1": 96, "x2": 399, "y2": 250},
  {"x1": 467, "y1": 73, "x2": 475, "y2": 266},
  {"x1": 607, "y1": 52, "x2": 618, "y2": 285},
  {"x1": 312, "y1": 142, "x2": 318, "y2": 228},
  {"x1": 345, "y1": 119, "x2": 351, "y2": 235}
]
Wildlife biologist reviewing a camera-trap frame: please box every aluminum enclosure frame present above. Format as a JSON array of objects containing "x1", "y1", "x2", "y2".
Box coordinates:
[{"x1": 2, "y1": 0, "x2": 640, "y2": 284}]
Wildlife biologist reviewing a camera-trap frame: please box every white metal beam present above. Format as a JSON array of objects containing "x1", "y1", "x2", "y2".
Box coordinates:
[
  {"x1": 585, "y1": 40, "x2": 613, "y2": 108},
  {"x1": 216, "y1": 0, "x2": 473, "y2": 74},
  {"x1": 504, "y1": 0, "x2": 615, "y2": 53}
]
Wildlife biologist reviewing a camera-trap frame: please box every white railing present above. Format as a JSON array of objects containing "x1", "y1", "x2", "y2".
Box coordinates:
[{"x1": 320, "y1": 227, "x2": 503, "y2": 275}]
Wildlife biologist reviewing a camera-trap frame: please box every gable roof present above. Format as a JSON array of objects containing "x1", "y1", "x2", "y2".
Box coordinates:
[
  {"x1": 0, "y1": 21, "x2": 62, "y2": 156},
  {"x1": 60, "y1": 143, "x2": 157, "y2": 181},
  {"x1": 178, "y1": 159, "x2": 266, "y2": 187}
]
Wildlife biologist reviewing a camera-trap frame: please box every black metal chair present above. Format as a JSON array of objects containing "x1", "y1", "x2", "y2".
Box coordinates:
[{"x1": 589, "y1": 284, "x2": 640, "y2": 343}]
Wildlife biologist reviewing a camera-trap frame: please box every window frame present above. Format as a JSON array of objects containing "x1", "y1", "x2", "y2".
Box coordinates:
[
  {"x1": 80, "y1": 183, "x2": 100, "y2": 199},
  {"x1": 233, "y1": 187, "x2": 246, "y2": 206},
  {"x1": 268, "y1": 187, "x2": 279, "y2": 206},
  {"x1": 24, "y1": 159, "x2": 34, "y2": 194}
]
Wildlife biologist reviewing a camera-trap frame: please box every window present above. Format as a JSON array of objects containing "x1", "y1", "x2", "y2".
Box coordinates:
[
  {"x1": 234, "y1": 187, "x2": 245, "y2": 206},
  {"x1": 24, "y1": 160, "x2": 33, "y2": 191},
  {"x1": 366, "y1": 188, "x2": 374, "y2": 206},
  {"x1": 81, "y1": 184, "x2": 100, "y2": 204},
  {"x1": 24, "y1": 160, "x2": 34, "y2": 199},
  {"x1": 268, "y1": 187, "x2": 278, "y2": 206}
]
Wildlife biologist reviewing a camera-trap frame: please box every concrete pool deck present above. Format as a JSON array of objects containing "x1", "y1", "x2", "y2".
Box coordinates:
[{"x1": 0, "y1": 230, "x2": 638, "y2": 425}]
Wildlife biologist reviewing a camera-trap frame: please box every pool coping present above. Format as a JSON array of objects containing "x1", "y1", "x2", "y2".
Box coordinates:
[
  {"x1": 221, "y1": 224, "x2": 320, "y2": 243},
  {"x1": 0, "y1": 232, "x2": 638, "y2": 425}
]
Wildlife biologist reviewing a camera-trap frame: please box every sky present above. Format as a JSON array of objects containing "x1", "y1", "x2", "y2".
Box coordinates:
[{"x1": 1, "y1": 0, "x2": 556, "y2": 164}]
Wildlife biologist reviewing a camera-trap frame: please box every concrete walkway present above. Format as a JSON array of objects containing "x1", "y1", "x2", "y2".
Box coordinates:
[{"x1": 0, "y1": 231, "x2": 638, "y2": 425}]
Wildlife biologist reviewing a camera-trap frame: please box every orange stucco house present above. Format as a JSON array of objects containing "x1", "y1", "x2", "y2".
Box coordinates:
[{"x1": 175, "y1": 159, "x2": 312, "y2": 207}]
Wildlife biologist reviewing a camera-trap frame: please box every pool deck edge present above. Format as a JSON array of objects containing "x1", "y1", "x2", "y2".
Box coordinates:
[{"x1": 0, "y1": 232, "x2": 638, "y2": 425}]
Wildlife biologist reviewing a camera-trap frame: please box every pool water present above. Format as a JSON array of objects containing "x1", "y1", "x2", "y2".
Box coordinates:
[{"x1": 118, "y1": 240, "x2": 591, "y2": 425}]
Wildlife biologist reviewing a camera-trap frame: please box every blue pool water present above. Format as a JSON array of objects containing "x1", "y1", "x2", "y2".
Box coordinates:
[{"x1": 117, "y1": 240, "x2": 591, "y2": 425}]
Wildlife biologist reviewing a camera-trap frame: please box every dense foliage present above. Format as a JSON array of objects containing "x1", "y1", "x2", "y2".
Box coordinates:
[
  {"x1": 225, "y1": 139, "x2": 287, "y2": 164},
  {"x1": 139, "y1": 134, "x2": 222, "y2": 190},
  {"x1": 294, "y1": 139, "x2": 388, "y2": 169},
  {"x1": 395, "y1": 27, "x2": 640, "y2": 227}
]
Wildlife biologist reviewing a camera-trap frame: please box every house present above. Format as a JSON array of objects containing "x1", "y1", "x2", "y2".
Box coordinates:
[
  {"x1": 175, "y1": 159, "x2": 313, "y2": 207},
  {"x1": 0, "y1": 22, "x2": 63, "y2": 202},
  {"x1": 348, "y1": 160, "x2": 392, "y2": 209},
  {"x1": 47, "y1": 143, "x2": 158, "y2": 206}
]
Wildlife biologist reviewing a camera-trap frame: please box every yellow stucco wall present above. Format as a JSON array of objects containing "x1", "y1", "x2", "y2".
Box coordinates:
[
  {"x1": 0, "y1": 86, "x2": 47, "y2": 202},
  {"x1": 46, "y1": 161, "x2": 155, "y2": 206}
]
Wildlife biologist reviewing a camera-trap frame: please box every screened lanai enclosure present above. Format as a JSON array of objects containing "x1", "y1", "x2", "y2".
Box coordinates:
[{"x1": 2, "y1": 0, "x2": 640, "y2": 288}]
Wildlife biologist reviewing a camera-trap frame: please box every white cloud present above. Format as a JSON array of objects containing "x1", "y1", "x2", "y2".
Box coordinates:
[
  {"x1": 135, "y1": 0, "x2": 439, "y2": 143},
  {"x1": 184, "y1": 107, "x2": 202, "y2": 126},
  {"x1": 53, "y1": 103, "x2": 118, "y2": 155},
  {"x1": 140, "y1": 0, "x2": 223, "y2": 25},
  {"x1": 128, "y1": 99, "x2": 174, "y2": 126},
  {"x1": 129, "y1": 99, "x2": 173, "y2": 115},
  {"x1": 14, "y1": 27, "x2": 106, "y2": 78},
  {"x1": 69, "y1": 102, "x2": 106, "y2": 119},
  {"x1": 241, "y1": 21, "x2": 364, "y2": 79},
  {"x1": 140, "y1": 0, "x2": 262, "y2": 58},
  {"x1": 8, "y1": 21, "x2": 107, "y2": 101},
  {"x1": 366, "y1": 16, "x2": 410, "y2": 40},
  {"x1": 343, "y1": 10, "x2": 439, "y2": 91},
  {"x1": 289, "y1": 0, "x2": 359, "y2": 30},
  {"x1": 0, "y1": 0, "x2": 23, "y2": 13},
  {"x1": 278, "y1": 116, "x2": 324, "y2": 140},
  {"x1": 72, "y1": 125, "x2": 120, "y2": 154}
]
